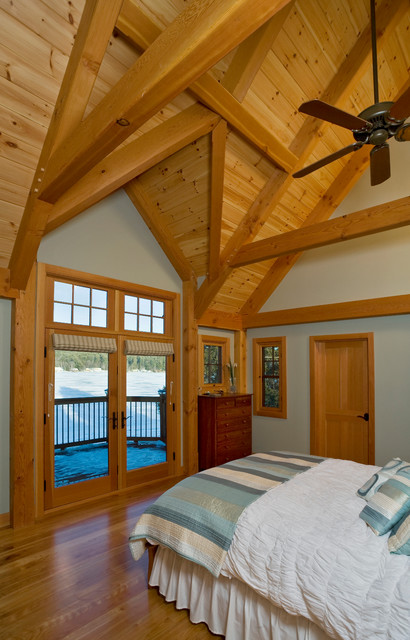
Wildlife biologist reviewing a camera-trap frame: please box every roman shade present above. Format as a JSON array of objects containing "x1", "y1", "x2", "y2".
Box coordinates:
[
  {"x1": 52, "y1": 334, "x2": 117, "y2": 353},
  {"x1": 124, "y1": 340, "x2": 174, "y2": 356}
]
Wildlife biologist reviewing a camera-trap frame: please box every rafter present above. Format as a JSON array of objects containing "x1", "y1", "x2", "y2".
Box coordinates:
[
  {"x1": 221, "y1": 1, "x2": 295, "y2": 102},
  {"x1": 197, "y1": 310, "x2": 243, "y2": 331},
  {"x1": 38, "y1": 0, "x2": 293, "y2": 204},
  {"x1": 0, "y1": 268, "x2": 19, "y2": 299},
  {"x1": 209, "y1": 120, "x2": 227, "y2": 282},
  {"x1": 240, "y1": 145, "x2": 370, "y2": 315},
  {"x1": 125, "y1": 180, "x2": 195, "y2": 282},
  {"x1": 232, "y1": 195, "x2": 410, "y2": 268},
  {"x1": 45, "y1": 104, "x2": 220, "y2": 234},
  {"x1": 241, "y1": 73, "x2": 410, "y2": 315},
  {"x1": 9, "y1": 0, "x2": 124, "y2": 290},
  {"x1": 196, "y1": 2, "x2": 408, "y2": 316},
  {"x1": 116, "y1": 0, "x2": 297, "y2": 173},
  {"x1": 243, "y1": 295, "x2": 410, "y2": 329}
]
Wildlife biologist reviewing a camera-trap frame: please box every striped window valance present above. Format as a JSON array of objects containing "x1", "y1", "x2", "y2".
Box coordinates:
[
  {"x1": 52, "y1": 334, "x2": 117, "y2": 353},
  {"x1": 124, "y1": 340, "x2": 174, "y2": 356}
]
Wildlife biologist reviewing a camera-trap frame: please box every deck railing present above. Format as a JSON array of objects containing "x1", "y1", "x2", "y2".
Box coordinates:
[{"x1": 54, "y1": 395, "x2": 166, "y2": 448}]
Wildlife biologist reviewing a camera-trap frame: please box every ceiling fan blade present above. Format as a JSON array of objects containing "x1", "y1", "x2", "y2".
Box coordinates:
[
  {"x1": 299, "y1": 100, "x2": 370, "y2": 132},
  {"x1": 395, "y1": 123, "x2": 410, "y2": 142},
  {"x1": 293, "y1": 143, "x2": 363, "y2": 179},
  {"x1": 389, "y1": 86, "x2": 410, "y2": 121},
  {"x1": 370, "y1": 144, "x2": 390, "y2": 186}
]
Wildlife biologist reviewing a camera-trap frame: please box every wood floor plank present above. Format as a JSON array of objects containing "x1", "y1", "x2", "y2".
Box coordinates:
[{"x1": 0, "y1": 479, "x2": 223, "y2": 639}]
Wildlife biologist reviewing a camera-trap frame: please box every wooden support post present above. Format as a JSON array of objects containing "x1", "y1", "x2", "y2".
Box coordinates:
[
  {"x1": 10, "y1": 266, "x2": 37, "y2": 527},
  {"x1": 234, "y1": 329, "x2": 247, "y2": 393},
  {"x1": 183, "y1": 279, "x2": 198, "y2": 476}
]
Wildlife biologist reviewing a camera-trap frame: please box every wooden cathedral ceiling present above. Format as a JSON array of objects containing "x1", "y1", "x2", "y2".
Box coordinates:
[{"x1": 0, "y1": 0, "x2": 409, "y2": 324}]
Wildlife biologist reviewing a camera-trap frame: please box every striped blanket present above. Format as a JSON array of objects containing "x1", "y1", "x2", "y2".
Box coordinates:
[{"x1": 129, "y1": 451, "x2": 324, "y2": 576}]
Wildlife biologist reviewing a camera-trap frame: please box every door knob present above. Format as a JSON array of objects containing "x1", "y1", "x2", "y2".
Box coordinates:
[{"x1": 357, "y1": 412, "x2": 369, "y2": 421}]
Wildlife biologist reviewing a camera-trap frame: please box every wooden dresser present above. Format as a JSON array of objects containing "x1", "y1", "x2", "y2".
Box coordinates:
[{"x1": 198, "y1": 393, "x2": 252, "y2": 470}]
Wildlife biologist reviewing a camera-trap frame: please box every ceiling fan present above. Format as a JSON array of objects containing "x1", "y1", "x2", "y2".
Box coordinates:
[{"x1": 293, "y1": 0, "x2": 410, "y2": 186}]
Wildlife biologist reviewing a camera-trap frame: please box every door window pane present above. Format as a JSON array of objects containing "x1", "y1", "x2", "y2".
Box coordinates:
[
  {"x1": 53, "y1": 350, "x2": 109, "y2": 487},
  {"x1": 125, "y1": 355, "x2": 167, "y2": 471}
]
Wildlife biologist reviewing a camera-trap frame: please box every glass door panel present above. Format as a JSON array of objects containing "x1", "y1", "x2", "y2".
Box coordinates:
[
  {"x1": 125, "y1": 355, "x2": 167, "y2": 471},
  {"x1": 54, "y1": 350, "x2": 109, "y2": 486},
  {"x1": 45, "y1": 339, "x2": 117, "y2": 509}
]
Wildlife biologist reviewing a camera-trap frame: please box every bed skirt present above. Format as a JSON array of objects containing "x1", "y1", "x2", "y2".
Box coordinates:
[{"x1": 149, "y1": 546, "x2": 331, "y2": 640}]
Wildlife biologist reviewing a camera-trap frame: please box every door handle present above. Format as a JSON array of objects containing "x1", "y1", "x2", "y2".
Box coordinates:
[
  {"x1": 121, "y1": 411, "x2": 129, "y2": 429},
  {"x1": 357, "y1": 412, "x2": 369, "y2": 422},
  {"x1": 110, "y1": 412, "x2": 118, "y2": 429}
]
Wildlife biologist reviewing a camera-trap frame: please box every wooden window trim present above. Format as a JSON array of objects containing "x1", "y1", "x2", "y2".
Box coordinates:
[
  {"x1": 43, "y1": 263, "x2": 175, "y2": 336},
  {"x1": 198, "y1": 335, "x2": 230, "y2": 393},
  {"x1": 253, "y1": 336, "x2": 287, "y2": 418}
]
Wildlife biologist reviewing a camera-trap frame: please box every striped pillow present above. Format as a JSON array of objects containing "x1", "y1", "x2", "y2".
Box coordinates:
[
  {"x1": 357, "y1": 458, "x2": 408, "y2": 501},
  {"x1": 388, "y1": 511, "x2": 410, "y2": 555},
  {"x1": 359, "y1": 465, "x2": 410, "y2": 536}
]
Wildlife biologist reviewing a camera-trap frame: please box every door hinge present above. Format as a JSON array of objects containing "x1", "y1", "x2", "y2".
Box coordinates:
[
  {"x1": 173, "y1": 452, "x2": 176, "y2": 461},
  {"x1": 172, "y1": 403, "x2": 175, "y2": 412},
  {"x1": 44, "y1": 413, "x2": 46, "y2": 425},
  {"x1": 172, "y1": 354, "x2": 175, "y2": 363},
  {"x1": 44, "y1": 346, "x2": 47, "y2": 358},
  {"x1": 44, "y1": 480, "x2": 46, "y2": 491}
]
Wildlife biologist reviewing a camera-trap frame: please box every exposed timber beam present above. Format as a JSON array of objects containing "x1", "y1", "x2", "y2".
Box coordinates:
[
  {"x1": 125, "y1": 180, "x2": 195, "y2": 282},
  {"x1": 0, "y1": 268, "x2": 19, "y2": 299},
  {"x1": 45, "y1": 104, "x2": 220, "y2": 234},
  {"x1": 232, "y1": 195, "x2": 410, "y2": 268},
  {"x1": 221, "y1": 1, "x2": 295, "y2": 101},
  {"x1": 197, "y1": 310, "x2": 243, "y2": 331},
  {"x1": 9, "y1": 0, "x2": 124, "y2": 290},
  {"x1": 116, "y1": 0, "x2": 296, "y2": 173},
  {"x1": 243, "y1": 295, "x2": 410, "y2": 329},
  {"x1": 240, "y1": 72, "x2": 410, "y2": 315},
  {"x1": 191, "y1": 1, "x2": 406, "y2": 315},
  {"x1": 183, "y1": 279, "x2": 199, "y2": 475},
  {"x1": 195, "y1": 265, "x2": 232, "y2": 320},
  {"x1": 209, "y1": 120, "x2": 227, "y2": 282},
  {"x1": 38, "y1": 0, "x2": 292, "y2": 204},
  {"x1": 228, "y1": 0, "x2": 408, "y2": 261}
]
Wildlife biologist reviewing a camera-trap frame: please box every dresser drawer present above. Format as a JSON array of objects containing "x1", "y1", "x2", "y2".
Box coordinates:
[
  {"x1": 217, "y1": 405, "x2": 251, "y2": 421},
  {"x1": 216, "y1": 416, "x2": 251, "y2": 433},
  {"x1": 217, "y1": 428, "x2": 251, "y2": 448}
]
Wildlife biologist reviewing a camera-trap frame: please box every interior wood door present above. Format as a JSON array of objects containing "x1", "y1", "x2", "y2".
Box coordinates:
[{"x1": 310, "y1": 333, "x2": 375, "y2": 464}]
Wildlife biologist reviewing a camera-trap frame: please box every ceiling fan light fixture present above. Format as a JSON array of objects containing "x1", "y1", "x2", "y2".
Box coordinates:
[{"x1": 292, "y1": 0, "x2": 409, "y2": 186}]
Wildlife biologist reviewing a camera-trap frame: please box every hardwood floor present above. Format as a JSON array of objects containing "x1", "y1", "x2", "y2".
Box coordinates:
[{"x1": 0, "y1": 479, "x2": 223, "y2": 640}]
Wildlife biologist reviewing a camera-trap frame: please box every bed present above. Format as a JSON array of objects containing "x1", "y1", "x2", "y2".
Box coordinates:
[{"x1": 129, "y1": 452, "x2": 410, "y2": 640}]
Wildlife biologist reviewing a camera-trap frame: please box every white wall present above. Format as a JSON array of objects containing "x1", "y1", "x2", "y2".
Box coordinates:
[
  {"x1": 251, "y1": 140, "x2": 410, "y2": 466},
  {"x1": 248, "y1": 315, "x2": 410, "y2": 466},
  {"x1": 38, "y1": 189, "x2": 182, "y2": 293},
  {"x1": 0, "y1": 299, "x2": 11, "y2": 514}
]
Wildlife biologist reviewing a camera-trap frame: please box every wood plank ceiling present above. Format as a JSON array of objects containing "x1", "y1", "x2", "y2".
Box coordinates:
[{"x1": 0, "y1": 0, "x2": 409, "y2": 322}]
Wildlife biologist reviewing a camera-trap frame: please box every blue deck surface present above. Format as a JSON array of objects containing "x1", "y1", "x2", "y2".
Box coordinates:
[{"x1": 54, "y1": 441, "x2": 166, "y2": 486}]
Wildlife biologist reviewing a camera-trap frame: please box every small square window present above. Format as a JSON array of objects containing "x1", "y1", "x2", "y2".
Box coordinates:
[
  {"x1": 139, "y1": 315, "x2": 151, "y2": 332},
  {"x1": 54, "y1": 302, "x2": 72, "y2": 323},
  {"x1": 54, "y1": 281, "x2": 72, "y2": 304},
  {"x1": 73, "y1": 305, "x2": 90, "y2": 325},
  {"x1": 139, "y1": 298, "x2": 151, "y2": 315}
]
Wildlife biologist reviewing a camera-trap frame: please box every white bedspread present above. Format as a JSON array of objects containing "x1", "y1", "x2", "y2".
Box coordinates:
[{"x1": 221, "y1": 458, "x2": 410, "y2": 640}]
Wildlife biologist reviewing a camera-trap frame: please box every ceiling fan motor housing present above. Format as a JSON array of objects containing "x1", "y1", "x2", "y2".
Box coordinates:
[{"x1": 353, "y1": 101, "x2": 405, "y2": 145}]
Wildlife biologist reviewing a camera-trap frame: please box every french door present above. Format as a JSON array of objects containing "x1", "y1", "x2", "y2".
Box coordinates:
[{"x1": 44, "y1": 331, "x2": 174, "y2": 509}]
